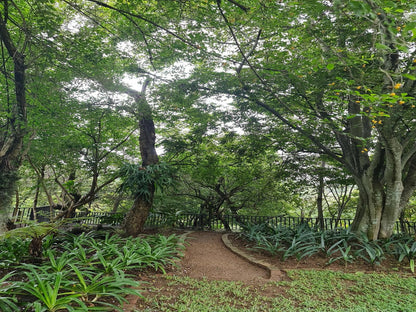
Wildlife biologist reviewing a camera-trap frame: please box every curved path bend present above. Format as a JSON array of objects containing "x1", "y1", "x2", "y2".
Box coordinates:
[
  {"x1": 123, "y1": 231, "x2": 282, "y2": 311},
  {"x1": 178, "y1": 231, "x2": 281, "y2": 282}
]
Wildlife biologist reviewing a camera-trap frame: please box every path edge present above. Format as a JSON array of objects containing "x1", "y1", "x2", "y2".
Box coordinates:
[{"x1": 221, "y1": 233, "x2": 283, "y2": 280}]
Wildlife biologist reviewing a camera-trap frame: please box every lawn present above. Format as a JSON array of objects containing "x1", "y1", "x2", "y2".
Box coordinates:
[{"x1": 135, "y1": 270, "x2": 416, "y2": 312}]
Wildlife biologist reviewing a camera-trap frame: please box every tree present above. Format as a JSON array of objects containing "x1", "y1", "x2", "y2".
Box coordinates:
[
  {"x1": 142, "y1": 0, "x2": 416, "y2": 239},
  {"x1": 158, "y1": 113, "x2": 292, "y2": 226},
  {"x1": 0, "y1": 0, "x2": 50, "y2": 232}
]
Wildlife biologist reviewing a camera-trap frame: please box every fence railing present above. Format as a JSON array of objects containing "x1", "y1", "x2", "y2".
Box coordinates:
[{"x1": 10, "y1": 207, "x2": 416, "y2": 235}]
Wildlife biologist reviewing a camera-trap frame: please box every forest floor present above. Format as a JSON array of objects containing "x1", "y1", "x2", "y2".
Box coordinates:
[{"x1": 128, "y1": 230, "x2": 415, "y2": 311}]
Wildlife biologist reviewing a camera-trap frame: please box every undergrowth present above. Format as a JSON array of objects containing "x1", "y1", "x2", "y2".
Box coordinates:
[
  {"x1": 239, "y1": 222, "x2": 416, "y2": 271},
  {"x1": 0, "y1": 226, "x2": 184, "y2": 311}
]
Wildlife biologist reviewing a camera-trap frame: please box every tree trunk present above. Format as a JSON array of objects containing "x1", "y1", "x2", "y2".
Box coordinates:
[
  {"x1": 350, "y1": 140, "x2": 411, "y2": 240},
  {"x1": 351, "y1": 173, "x2": 384, "y2": 240},
  {"x1": 0, "y1": 13, "x2": 28, "y2": 234},
  {"x1": 0, "y1": 172, "x2": 19, "y2": 233},
  {"x1": 123, "y1": 194, "x2": 153, "y2": 236},
  {"x1": 316, "y1": 163, "x2": 325, "y2": 230},
  {"x1": 122, "y1": 79, "x2": 159, "y2": 236},
  {"x1": 351, "y1": 177, "x2": 404, "y2": 240}
]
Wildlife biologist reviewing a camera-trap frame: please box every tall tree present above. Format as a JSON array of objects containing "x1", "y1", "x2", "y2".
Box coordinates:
[
  {"x1": 119, "y1": 79, "x2": 160, "y2": 236},
  {"x1": 140, "y1": 0, "x2": 416, "y2": 239},
  {"x1": 0, "y1": 1, "x2": 33, "y2": 232},
  {"x1": 213, "y1": 0, "x2": 416, "y2": 239}
]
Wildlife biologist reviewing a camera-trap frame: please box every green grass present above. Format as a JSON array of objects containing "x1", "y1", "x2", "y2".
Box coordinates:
[{"x1": 135, "y1": 270, "x2": 416, "y2": 312}]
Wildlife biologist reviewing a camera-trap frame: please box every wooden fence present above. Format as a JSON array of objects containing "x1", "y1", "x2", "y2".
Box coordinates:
[{"x1": 10, "y1": 207, "x2": 416, "y2": 234}]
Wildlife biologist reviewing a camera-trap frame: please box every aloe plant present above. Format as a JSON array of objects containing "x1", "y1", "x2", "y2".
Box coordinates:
[
  {"x1": 327, "y1": 245, "x2": 355, "y2": 266},
  {"x1": 354, "y1": 241, "x2": 385, "y2": 265},
  {"x1": 252, "y1": 236, "x2": 282, "y2": 256},
  {"x1": 45, "y1": 250, "x2": 75, "y2": 273}
]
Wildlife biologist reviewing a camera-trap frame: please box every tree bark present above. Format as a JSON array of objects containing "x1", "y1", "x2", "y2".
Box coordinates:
[
  {"x1": 0, "y1": 10, "x2": 28, "y2": 233},
  {"x1": 349, "y1": 136, "x2": 415, "y2": 239},
  {"x1": 123, "y1": 191, "x2": 154, "y2": 236},
  {"x1": 122, "y1": 79, "x2": 159, "y2": 236},
  {"x1": 316, "y1": 162, "x2": 325, "y2": 230}
]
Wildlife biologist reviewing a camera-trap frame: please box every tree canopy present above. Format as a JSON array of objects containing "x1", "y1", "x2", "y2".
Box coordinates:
[{"x1": 2, "y1": 0, "x2": 416, "y2": 239}]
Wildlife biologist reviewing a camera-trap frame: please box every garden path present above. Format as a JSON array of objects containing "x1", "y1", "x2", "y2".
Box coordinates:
[
  {"x1": 177, "y1": 231, "x2": 270, "y2": 281},
  {"x1": 124, "y1": 231, "x2": 278, "y2": 311}
]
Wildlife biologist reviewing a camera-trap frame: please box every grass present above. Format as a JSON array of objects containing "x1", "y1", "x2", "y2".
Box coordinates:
[{"x1": 135, "y1": 270, "x2": 416, "y2": 312}]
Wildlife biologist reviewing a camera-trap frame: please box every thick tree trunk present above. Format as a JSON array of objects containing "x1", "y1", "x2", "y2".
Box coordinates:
[
  {"x1": 0, "y1": 172, "x2": 19, "y2": 233},
  {"x1": 350, "y1": 143, "x2": 410, "y2": 240},
  {"x1": 123, "y1": 194, "x2": 153, "y2": 236},
  {"x1": 351, "y1": 174, "x2": 384, "y2": 240},
  {"x1": 351, "y1": 179, "x2": 404, "y2": 240}
]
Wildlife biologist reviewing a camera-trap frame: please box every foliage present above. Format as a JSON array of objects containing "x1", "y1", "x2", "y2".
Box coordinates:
[
  {"x1": 393, "y1": 239, "x2": 416, "y2": 273},
  {"x1": 0, "y1": 272, "x2": 18, "y2": 312},
  {"x1": 0, "y1": 230, "x2": 184, "y2": 310},
  {"x1": 239, "y1": 221, "x2": 416, "y2": 271},
  {"x1": 0, "y1": 238, "x2": 31, "y2": 267},
  {"x1": 4, "y1": 0, "x2": 416, "y2": 240},
  {"x1": 118, "y1": 162, "x2": 176, "y2": 202},
  {"x1": 0, "y1": 222, "x2": 58, "y2": 240},
  {"x1": 16, "y1": 267, "x2": 84, "y2": 312}
]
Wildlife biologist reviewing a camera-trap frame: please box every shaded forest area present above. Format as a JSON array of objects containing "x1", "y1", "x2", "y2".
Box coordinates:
[{"x1": 1, "y1": 0, "x2": 416, "y2": 239}]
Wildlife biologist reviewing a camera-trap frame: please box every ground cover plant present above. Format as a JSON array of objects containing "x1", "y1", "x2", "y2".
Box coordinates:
[
  {"x1": 135, "y1": 271, "x2": 416, "y2": 312},
  {"x1": 0, "y1": 226, "x2": 184, "y2": 311},
  {"x1": 238, "y1": 222, "x2": 416, "y2": 272}
]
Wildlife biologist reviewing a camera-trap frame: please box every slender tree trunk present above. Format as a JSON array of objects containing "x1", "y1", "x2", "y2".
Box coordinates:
[
  {"x1": 0, "y1": 13, "x2": 28, "y2": 233},
  {"x1": 122, "y1": 79, "x2": 159, "y2": 236},
  {"x1": 316, "y1": 162, "x2": 325, "y2": 230}
]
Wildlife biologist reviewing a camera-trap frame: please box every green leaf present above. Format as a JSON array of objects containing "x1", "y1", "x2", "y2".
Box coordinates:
[
  {"x1": 403, "y1": 73, "x2": 416, "y2": 81},
  {"x1": 326, "y1": 63, "x2": 335, "y2": 71},
  {"x1": 375, "y1": 43, "x2": 391, "y2": 50}
]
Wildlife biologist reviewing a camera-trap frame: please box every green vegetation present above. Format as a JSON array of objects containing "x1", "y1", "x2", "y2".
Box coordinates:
[
  {"x1": 239, "y1": 223, "x2": 416, "y2": 272},
  {"x1": 0, "y1": 230, "x2": 184, "y2": 311},
  {"x1": 136, "y1": 272, "x2": 416, "y2": 312},
  {"x1": 2, "y1": 0, "x2": 416, "y2": 240}
]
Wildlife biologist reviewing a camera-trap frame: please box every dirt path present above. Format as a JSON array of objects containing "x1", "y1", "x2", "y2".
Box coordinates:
[
  {"x1": 125, "y1": 231, "x2": 274, "y2": 311},
  {"x1": 177, "y1": 231, "x2": 270, "y2": 281}
]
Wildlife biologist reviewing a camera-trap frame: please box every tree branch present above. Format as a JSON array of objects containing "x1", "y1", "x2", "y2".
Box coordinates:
[{"x1": 224, "y1": 0, "x2": 249, "y2": 12}]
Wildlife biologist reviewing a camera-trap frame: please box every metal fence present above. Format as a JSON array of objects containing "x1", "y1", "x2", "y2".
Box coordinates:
[{"x1": 10, "y1": 207, "x2": 416, "y2": 234}]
